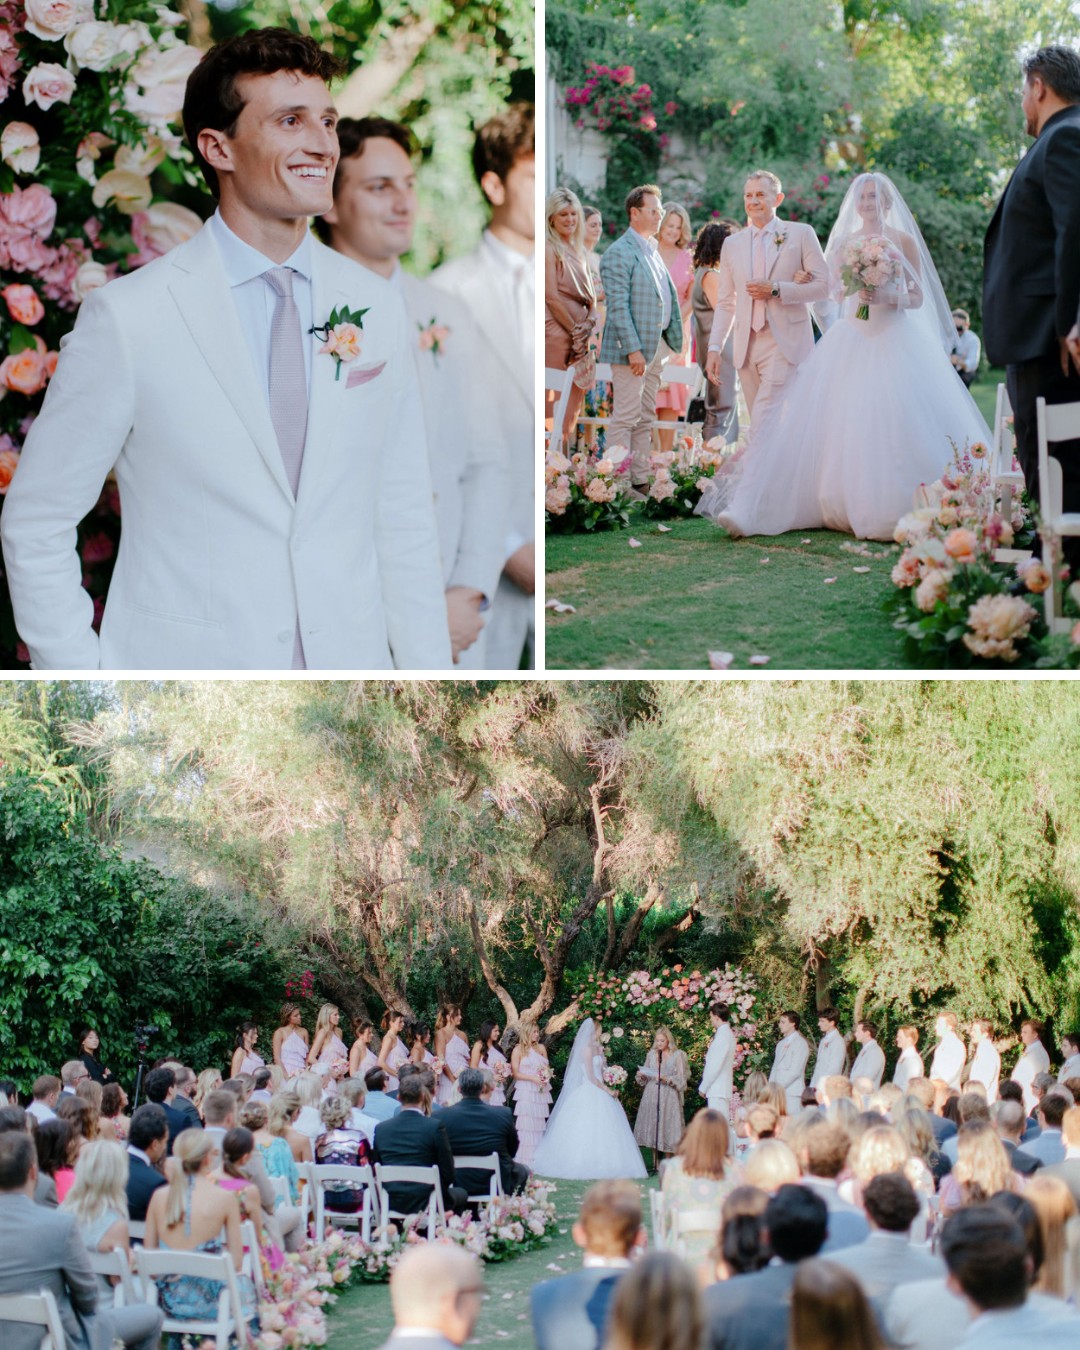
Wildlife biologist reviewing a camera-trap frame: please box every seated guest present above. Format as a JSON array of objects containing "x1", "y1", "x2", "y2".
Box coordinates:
[
  {"x1": 340, "y1": 1078, "x2": 379, "y2": 1143},
  {"x1": 791, "y1": 1115, "x2": 869, "y2": 1253},
  {"x1": 36, "y1": 1116, "x2": 78, "y2": 1204},
  {"x1": 531, "y1": 1178, "x2": 645, "y2": 1350},
  {"x1": 0, "y1": 1106, "x2": 28, "y2": 1135},
  {"x1": 193, "y1": 1068, "x2": 223, "y2": 1119},
  {"x1": 57, "y1": 1096, "x2": 98, "y2": 1152},
  {"x1": 1023, "y1": 1173, "x2": 1079, "y2": 1299},
  {"x1": 1025, "y1": 1092, "x2": 1069, "y2": 1167},
  {"x1": 370, "y1": 1074, "x2": 467, "y2": 1219},
  {"x1": 742, "y1": 1139, "x2": 801, "y2": 1194},
  {"x1": 292, "y1": 1071, "x2": 326, "y2": 1139},
  {"x1": 204, "y1": 1089, "x2": 304, "y2": 1253},
  {"x1": 267, "y1": 1091, "x2": 314, "y2": 1167},
  {"x1": 241, "y1": 1099, "x2": 301, "y2": 1206},
  {"x1": 1042, "y1": 1103, "x2": 1080, "y2": 1207},
  {"x1": 0, "y1": 1106, "x2": 57, "y2": 1210},
  {"x1": 168, "y1": 1066, "x2": 203, "y2": 1131},
  {"x1": 27, "y1": 1073, "x2": 60, "y2": 1125},
  {"x1": 440, "y1": 1066, "x2": 528, "y2": 1202},
  {"x1": 99, "y1": 1083, "x2": 131, "y2": 1144},
  {"x1": 125, "y1": 1103, "x2": 168, "y2": 1221},
  {"x1": 0, "y1": 1131, "x2": 159, "y2": 1350},
  {"x1": 942, "y1": 1092, "x2": 991, "y2": 1164},
  {"x1": 214, "y1": 1127, "x2": 268, "y2": 1251},
  {"x1": 994, "y1": 1098, "x2": 1044, "y2": 1176},
  {"x1": 906, "y1": 1078, "x2": 956, "y2": 1146},
  {"x1": 605, "y1": 1249, "x2": 704, "y2": 1350},
  {"x1": 143, "y1": 1066, "x2": 188, "y2": 1150},
  {"x1": 704, "y1": 1185, "x2": 828, "y2": 1350},
  {"x1": 314, "y1": 1095, "x2": 371, "y2": 1215},
  {"x1": 58, "y1": 1060, "x2": 90, "y2": 1101},
  {"x1": 380, "y1": 1242, "x2": 484, "y2": 1349},
  {"x1": 829, "y1": 1173, "x2": 942, "y2": 1298},
  {"x1": 364, "y1": 1067, "x2": 403, "y2": 1122},
  {"x1": 713, "y1": 1187, "x2": 771, "y2": 1283},
  {"x1": 939, "y1": 1120, "x2": 1019, "y2": 1215},
  {"x1": 221, "y1": 1075, "x2": 254, "y2": 1106},
  {"x1": 249, "y1": 1067, "x2": 274, "y2": 1104},
  {"x1": 790, "y1": 1258, "x2": 883, "y2": 1350},
  {"x1": 661, "y1": 1109, "x2": 740, "y2": 1264}
]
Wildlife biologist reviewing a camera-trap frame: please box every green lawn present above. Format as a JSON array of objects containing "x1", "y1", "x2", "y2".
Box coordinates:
[
  {"x1": 544, "y1": 378, "x2": 1001, "y2": 672},
  {"x1": 326, "y1": 1172, "x2": 659, "y2": 1350}
]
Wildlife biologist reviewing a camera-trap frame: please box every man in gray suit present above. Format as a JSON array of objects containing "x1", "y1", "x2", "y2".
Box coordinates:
[
  {"x1": 0, "y1": 1131, "x2": 163, "y2": 1350},
  {"x1": 376, "y1": 1241, "x2": 484, "y2": 1350},
  {"x1": 830, "y1": 1173, "x2": 941, "y2": 1298},
  {"x1": 1042, "y1": 1103, "x2": 1080, "y2": 1205},
  {"x1": 599, "y1": 183, "x2": 683, "y2": 489}
]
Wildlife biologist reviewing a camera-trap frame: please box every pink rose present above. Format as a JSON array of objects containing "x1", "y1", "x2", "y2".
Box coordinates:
[
  {"x1": 22, "y1": 62, "x2": 77, "y2": 111},
  {"x1": 2, "y1": 283, "x2": 44, "y2": 325},
  {"x1": 24, "y1": 0, "x2": 93, "y2": 41}
]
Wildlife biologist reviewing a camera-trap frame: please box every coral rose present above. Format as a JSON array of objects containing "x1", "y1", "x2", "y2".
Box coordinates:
[
  {"x1": 1, "y1": 123, "x2": 41, "y2": 176},
  {"x1": 0, "y1": 348, "x2": 50, "y2": 395},
  {"x1": 1016, "y1": 558, "x2": 1051, "y2": 594},
  {"x1": 321, "y1": 323, "x2": 362, "y2": 362},
  {"x1": 0, "y1": 447, "x2": 19, "y2": 494},
  {"x1": 22, "y1": 63, "x2": 77, "y2": 111},
  {"x1": 2, "y1": 284, "x2": 45, "y2": 326},
  {"x1": 943, "y1": 528, "x2": 979, "y2": 564}
]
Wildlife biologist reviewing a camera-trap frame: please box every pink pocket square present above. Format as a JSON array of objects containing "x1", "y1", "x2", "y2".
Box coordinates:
[{"x1": 346, "y1": 361, "x2": 386, "y2": 389}]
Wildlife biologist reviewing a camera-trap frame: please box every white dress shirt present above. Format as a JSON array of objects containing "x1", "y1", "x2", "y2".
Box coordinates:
[
  {"x1": 27, "y1": 1100, "x2": 56, "y2": 1125},
  {"x1": 951, "y1": 327, "x2": 981, "y2": 373},
  {"x1": 811, "y1": 1028, "x2": 846, "y2": 1087},
  {"x1": 969, "y1": 1041, "x2": 1001, "y2": 1103},
  {"x1": 750, "y1": 218, "x2": 779, "y2": 330},
  {"x1": 209, "y1": 210, "x2": 314, "y2": 398},
  {"x1": 929, "y1": 1032, "x2": 966, "y2": 1089},
  {"x1": 1013, "y1": 1040, "x2": 1051, "y2": 1114},
  {"x1": 893, "y1": 1045, "x2": 925, "y2": 1092},
  {"x1": 1058, "y1": 1052, "x2": 1080, "y2": 1083},
  {"x1": 628, "y1": 228, "x2": 672, "y2": 329}
]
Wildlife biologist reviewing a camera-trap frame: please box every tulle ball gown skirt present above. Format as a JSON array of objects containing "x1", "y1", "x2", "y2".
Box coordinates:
[
  {"x1": 531, "y1": 1081, "x2": 648, "y2": 1180},
  {"x1": 707, "y1": 305, "x2": 992, "y2": 542}
]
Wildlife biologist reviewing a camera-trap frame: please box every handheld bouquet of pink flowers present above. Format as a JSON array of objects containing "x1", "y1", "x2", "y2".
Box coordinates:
[{"x1": 839, "y1": 235, "x2": 903, "y2": 320}]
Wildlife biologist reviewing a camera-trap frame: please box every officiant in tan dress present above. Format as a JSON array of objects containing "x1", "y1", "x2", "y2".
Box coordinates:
[
  {"x1": 633, "y1": 1026, "x2": 688, "y2": 1171},
  {"x1": 545, "y1": 187, "x2": 597, "y2": 446}
]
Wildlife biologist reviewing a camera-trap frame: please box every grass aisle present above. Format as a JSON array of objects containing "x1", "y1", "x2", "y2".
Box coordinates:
[
  {"x1": 545, "y1": 379, "x2": 1000, "y2": 671},
  {"x1": 326, "y1": 1173, "x2": 658, "y2": 1350}
]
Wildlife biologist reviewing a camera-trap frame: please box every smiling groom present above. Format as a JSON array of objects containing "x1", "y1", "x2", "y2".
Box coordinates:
[{"x1": 1, "y1": 29, "x2": 450, "y2": 671}]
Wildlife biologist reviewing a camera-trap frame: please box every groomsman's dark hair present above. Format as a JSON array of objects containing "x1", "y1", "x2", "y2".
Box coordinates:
[
  {"x1": 940, "y1": 1206, "x2": 1029, "y2": 1310},
  {"x1": 1064, "y1": 1032, "x2": 1080, "y2": 1053},
  {"x1": 709, "y1": 1001, "x2": 731, "y2": 1021},
  {"x1": 1023, "y1": 46, "x2": 1080, "y2": 103},
  {"x1": 857, "y1": 1020, "x2": 877, "y2": 1040},
  {"x1": 473, "y1": 103, "x2": 534, "y2": 189},
  {"x1": 313, "y1": 116, "x2": 417, "y2": 245},
  {"x1": 624, "y1": 184, "x2": 661, "y2": 218},
  {"x1": 183, "y1": 28, "x2": 347, "y2": 197},
  {"x1": 818, "y1": 1006, "x2": 840, "y2": 1027},
  {"x1": 781, "y1": 1010, "x2": 801, "y2": 1031}
]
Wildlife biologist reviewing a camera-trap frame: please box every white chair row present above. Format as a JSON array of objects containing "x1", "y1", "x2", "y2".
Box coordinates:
[
  {"x1": 546, "y1": 359, "x2": 705, "y2": 457},
  {"x1": 1035, "y1": 395, "x2": 1080, "y2": 633},
  {"x1": 0, "y1": 1290, "x2": 67, "y2": 1350}
]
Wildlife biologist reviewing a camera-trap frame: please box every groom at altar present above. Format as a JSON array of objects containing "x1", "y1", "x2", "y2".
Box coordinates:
[
  {"x1": 1, "y1": 29, "x2": 450, "y2": 672},
  {"x1": 706, "y1": 170, "x2": 828, "y2": 427}
]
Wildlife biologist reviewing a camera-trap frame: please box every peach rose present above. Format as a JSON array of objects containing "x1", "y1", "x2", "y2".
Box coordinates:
[
  {"x1": 1016, "y1": 558, "x2": 1051, "y2": 593},
  {"x1": 0, "y1": 447, "x2": 19, "y2": 494},
  {"x1": 914, "y1": 568, "x2": 951, "y2": 612},
  {"x1": 22, "y1": 63, "x2": 77, "y2": 111},
  {"x1": 0, "y1": 348, "x2": 50, "y2": 395},
  {"x1": 891, "y1": 549, "x2": 922, "y2": 588},
  {"x1": 72, "y1": 260, "x2": 109, "y2": 302},
  {"x1": 2, "y1": 284, "x2": 45, "y2": 326},
  {"x1": 1, "y1": 123, "x2": 41, "y2": 175},
  {"x1": 24, "y1": 0, "x2": 93, "y2": 41},
  {"x1": 943, "y1": 528, "x2": 979, "y2": 565},
  {"x1": 321, "y1": 322, "x2": 362, "y2": 363}
]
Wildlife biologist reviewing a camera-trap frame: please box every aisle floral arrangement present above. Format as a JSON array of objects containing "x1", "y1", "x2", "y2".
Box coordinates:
[
  {"x1": 0, "y1": 0, "x2": 205, "y2": 664},
  {"x1": 883, "y1": 441, "x2": 1080, "y2": 667},
  {"x1": 545, "y1": 444, "x2": 634, "y2": 532},
  {"x1": 639, "y1": 434, "x2": 725, "y2": 519}
]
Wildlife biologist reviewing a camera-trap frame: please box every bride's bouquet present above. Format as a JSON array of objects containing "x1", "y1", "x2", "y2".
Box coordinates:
[
  {"x1": 839, "y1": 236, "x2": 903, "y2": 320},
  {"x1": 602, "y1": 1064, "x2": 628, "y2": 1091}
]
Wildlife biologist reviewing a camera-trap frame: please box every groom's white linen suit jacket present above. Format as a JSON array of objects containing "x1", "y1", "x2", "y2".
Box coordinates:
[
  {"x1": 708, "y1": 219, "x2": 828, "y2": 368},
  {"x1": 699, "y1": 1022, "x2": 735, "y2": 1107},
  {"x1": 1, "y1": 222, "x2": 451, "y2": 670}
]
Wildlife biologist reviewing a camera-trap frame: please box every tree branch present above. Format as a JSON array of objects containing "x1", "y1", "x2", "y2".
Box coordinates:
[{"x1": 467, "y1": 900, "x2": 519, "y2": 1028}]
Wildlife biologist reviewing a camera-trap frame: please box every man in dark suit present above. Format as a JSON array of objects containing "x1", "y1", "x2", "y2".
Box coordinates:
[
  {"x1": 439, "y1": 1067, "x2": 528, "y2": 1201},
  {"x1": 531, "y1": 1179, "x2": 645, "y2": 1350},
  {"x1": 167, "y1": 1064, "x2": 204, "y2": 1131},
  {"x1": 984, "y1": 46, "x2": 1080, "y2": 566},
  {"x1": 705, "y1": 1184, "x2": 828, "y2": 1350},
  {"x1": 143, "y1": 1066, "x2": 191, "y2": 1150},
  {"x1": 125, "y1": 1102, "x2": 168, "y2": 1222},
  {"x1": 371, "y1": 1075, "x2": 467, "y2": 1216}
]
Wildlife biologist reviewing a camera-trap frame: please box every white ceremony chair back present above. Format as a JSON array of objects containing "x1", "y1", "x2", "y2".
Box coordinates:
[
  {"x1": 575, "y1": 362, "x2": 615, "y2": 452},
  {"x1": 373, "y1": 1162, "x2": 446, "y2": 1241},
  {"x1": 648, "y1": 1188, "x2": 668, "y2": 1251},
  {"x1": 126, "y1": 1219, "x2": 146, "y2": 1244},
  {"x1": 267, "y1": 1174, "x2": 292, "y2": 1208},
  {"x1": 650, "y1": 364, "x2": 705, "y2": 454},
  {"x1": 0, "y1": 1290, "x2": 67, "y2": 1350},
  {"x1": 991, "y1": 382, "x2": 1022, "y2": 485},
  {"x1": 452, "y1": 1152, "x2": 504, "y2": 1221},
  {"x1": 309, "y1": 1162, "x2": 376, "y2": 1244},
  {"x1": 546, "y1": 367, "x2": 577, "y2": 454},
  {"x1": 134, "y1": 1246, "x2": 246, "y2": 1350},
  {"x1": 87, "y1": 1245, "x2": 143, "y2": 1308},
  {"x1": 668, "y1": 1206, "x2": 721, "y2": 1260},
  {"x1": 1036, "y1": 396, "x2": 1080, "y2": 631}
]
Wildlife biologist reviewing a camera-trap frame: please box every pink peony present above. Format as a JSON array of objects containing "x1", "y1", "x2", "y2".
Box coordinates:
[
  {"x1": 914, "y1": 568, "x2": 951, "y2": 612},
  {"x1": 963, "y1": 593, "x2": 1036, "y2": 662}
]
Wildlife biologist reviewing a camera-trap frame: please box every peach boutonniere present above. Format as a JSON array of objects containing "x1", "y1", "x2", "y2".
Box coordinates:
[
  {"x1": 773, "y1": 231, "x2": 787, "y2": 249},
  {"x1": 417, "y1": 317, "x2": 450, "y2": 365},
  {"x1": 309, "y1": 303, "x2": 370, "y2": 381}
]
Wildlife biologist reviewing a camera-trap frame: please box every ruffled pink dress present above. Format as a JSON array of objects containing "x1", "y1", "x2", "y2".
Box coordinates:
[
  {"x1": 514, "y1": 1048, "x2": 552, "y2": 1165},
  {"x1": 315, "y1": 1033, "x2": 348, "y2": 1079},
  {"x1": 382, "y1": 1038, "x2": 409, "y2": 1093},
  {"x1": 280, "y1": 1031, "x2": 308, "y2": 1080},
  {"x1": 437, "y1": 1033, "x2": 471, "y2": 1106},
  {"x1": 239, "y1": 1051, "x2": 264, "y2": 1076},
  {"x1": 483, "y1": 1045, "x2": 511, "y2": 1107}
]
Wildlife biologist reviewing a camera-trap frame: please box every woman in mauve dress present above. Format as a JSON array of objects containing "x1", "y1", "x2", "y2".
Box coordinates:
[{"x1": 512, "y1": 1022, "x2": 552, "y2": 1166}]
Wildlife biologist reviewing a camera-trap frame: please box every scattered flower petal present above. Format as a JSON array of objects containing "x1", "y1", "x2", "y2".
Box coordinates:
[
  {"x1": 545, "y1": 599, "x2": 577, "y2": 613},
  {"x1": 760, "y1": 557, "x2": 770, "y2": 564},
  {"x1": 853, "y1": 566, "x2": 871, "y2": 573},
  {"x1": 749, "y1": 655, "x2": 771, "y2": 666},
  {"x1": 801, "y1": 538, "x2": 812, "y2": 544},
  {"x1": 657, "y1": 523, "x2": 672, "y2": 532},
  {"x1": 708, "y1": 651, "x2": 734, "y2": 669},
  {"x1": 628, "y1": 537, "x2": 642, "y2": 548},
  {"x1": 824, "y1": 577, "x2": 837, "y2": 584}
]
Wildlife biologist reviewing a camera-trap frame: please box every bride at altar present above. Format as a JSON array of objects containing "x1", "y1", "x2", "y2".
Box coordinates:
[
  {"x1": 696, "y1": 172, "x2": 992, "y2": 541},
  {"x1": 531, "y1": 1018, "x2": 647, "y2": 1179}
]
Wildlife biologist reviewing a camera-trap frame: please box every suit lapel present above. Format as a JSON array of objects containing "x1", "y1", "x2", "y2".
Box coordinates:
[
  {"x1": 453, "y1": 257, "x2": 531, "y2": 405},
  {"x1": 167, "y1": 225, "x2": 294, "y2": 505},
  {"x1": 764, "y1": 225, "x2": 785, "y2": 278}
]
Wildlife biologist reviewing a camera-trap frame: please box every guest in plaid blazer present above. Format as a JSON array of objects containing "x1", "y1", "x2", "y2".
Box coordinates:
[{"x1": 599, "y1": 184, "x2": 684, "y2": 486}]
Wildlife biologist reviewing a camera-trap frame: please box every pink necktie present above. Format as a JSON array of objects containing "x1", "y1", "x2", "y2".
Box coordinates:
[
  {"x1": 751, "y1": 230, "x2": 766, "y2": 332},
  {"x1": 263, "y1": 266, "x2": 307, "y2": 670}
]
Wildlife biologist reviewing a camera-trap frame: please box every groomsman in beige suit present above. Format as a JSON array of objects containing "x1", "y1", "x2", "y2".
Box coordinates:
[
  {"x1": 319, "y1": 117, "x2": 510, "y2": 667},
  {"x1": 706, "y1": 170, "x2": 828, "y2": 426},
  {"x1": 769, "y1": 1010, "x2": 811, "y2": 1114}
]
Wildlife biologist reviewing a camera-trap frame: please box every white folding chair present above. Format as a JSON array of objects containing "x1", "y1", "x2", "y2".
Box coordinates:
[
  {"x1": 309, "y1": 1162, "x2": 376, "y2": 1243},
  {"x1": 267, "y1": 1173, "x2": 292, "y2": 1208},
  {"x1": 648, "y1": 1187, "x2": 668, "y2": 1251},
  {"x1": 650, "y1": 363, "x2": 705, "y2": 452},
  {"x1": 135, "y1": 1246, "x2": 247, "y2": 1350},
  {"x1": 546, "y1": 366, "x2": 577, "y2": 453},
  {"x1": 575, "y1": 361, "x2": 615, "y2": 453},
  {"x1": 126, "y1": 1219, "x2": 146, "y2": 1244},
  {"x1": 991, "y1": 381, "x2": 1025, "y2": 521},
  {"x1": 453, "y1": 1152, "x2": 504, "y2": 1221},
  {"x1": 0, "y1": 1290, "x2": 67, "y2": 1350},
  {"x1": 87, "y1": 1246, "x2": 144, "y2": 1308},
  {"x1": 668, "y1": 1206, "x2": 721, "y2": 1260},
  {"x1": 373, "y1": 1162, "x2": 446, "y2": 1242},
  {"x1": 1036, "y1": 396, "x2": 1080, "y2": 631}
]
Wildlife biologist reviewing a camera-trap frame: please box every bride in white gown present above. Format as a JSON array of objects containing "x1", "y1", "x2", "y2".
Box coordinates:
[
  {"x1": 696, "y1": 172, "x2": 992, "y2": 541},
  {"x1": 531, "y1": 1018, "x2": 647, "y2": 1180}
]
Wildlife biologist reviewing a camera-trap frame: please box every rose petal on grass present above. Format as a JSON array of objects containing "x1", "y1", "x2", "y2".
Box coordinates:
[
  {"x1": 657, "y1": 524, "x2": 672, "y2": 532},
  {"x1": 708, "y1": 651, "x2": 735, "y2": 669},
  {"x1": 852, "y1": 566, "x2": 871, "y2": 574},
  {"x1": 824, "y1": 577, "x2": 837, "y2": 584},
  {"x1": 545, "y1": 599, "x2": 577, "y2": 613},
  {"x1": 801, "y1": 538, "x2": 812, "y2": 544},
  {"x1": 629, "y1": 537, "x2": 642, "y2": 548},
  {"x1": 760, "y1": 557, "x2": 770, "y2": 564},
  {"x1": 749, "y1": 655, "x2": 771, "y2": 666}
]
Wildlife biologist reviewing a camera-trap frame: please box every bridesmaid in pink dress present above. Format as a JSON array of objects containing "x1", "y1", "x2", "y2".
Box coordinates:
[
  {"x1": 654, "y1": 204, "x2": 696, "y2": 445},
  {"x1": 435, "y1": 1005, "x2": 471, "y2": 1106},
  {"x1": 230, "y1": 1022, "x2": 264, "y2": 1078},
  {"x1": 272, "y1": 1004, "x2": 310, "y2": 1082},
  {"x1": 471, "y1": 1019, "x2": 511, "y2": 1107},
  {"x1": 377, "y1": 1010, "x2": 409, "y2": 1093},
  {"x1": 308, "y1": 1004, "x2": 349, "y2": 1080},
  {"x1": 348, "y1": 1017, "x2": 378, "y2": 1082},
  {"x1": 512, "y1": 1022, "x2": 552, "y2": 1165}
]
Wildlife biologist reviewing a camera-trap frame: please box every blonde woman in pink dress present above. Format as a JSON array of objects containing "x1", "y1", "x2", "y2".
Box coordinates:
[
  {"x1": 471, "y1": 1020, "x2": 511, "y2": 1107},
  {"x1": 308, "y1": 1004, "x2": 348, "y2": 1081},
  {"x1": 231, "y1": 1022, "x2": 264, "y2": 1078},
  {"x1": 654, "y1": 204, "x2": 695, "y2": 446},
  {"x1": 272, "y1": 1004, "x2": 309, "y2": 1082},
  {"x1": 512, "y1": 1022, "x2": 552, "y2": 1165},
  {"x1": 377, "y1": 1009, "x2": 409, "y2": 1093},
  {"x1": 348, "y1": 1017, "x2": 378, "y2": 1081},
  {"x1": 435, "y1": 1005, "x2": 471, "y2": 1106}
]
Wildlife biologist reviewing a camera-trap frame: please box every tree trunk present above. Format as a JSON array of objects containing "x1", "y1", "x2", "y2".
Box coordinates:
[
  {"x1": 467, "y1": 900, "x2": 520, "y2": 1029},
  {"x1": 333, "y1": 13, "x2": 440, "y2": 117}
]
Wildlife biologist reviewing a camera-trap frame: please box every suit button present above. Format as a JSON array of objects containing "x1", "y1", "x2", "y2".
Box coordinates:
[{"x1": 278, "y1": 629, "x2": 292, "y2": 643}]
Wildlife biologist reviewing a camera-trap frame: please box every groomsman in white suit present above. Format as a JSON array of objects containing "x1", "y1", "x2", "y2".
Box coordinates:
[
  {"x1": 929, "y1": 1012, "x2": 966, "y2": 1090},
  {"x1": 319, "y1": 117, "x2": 510, "y2": 668},
  {"x1": 1012, "y1": 1018, "x2": 1052, "y2": 1114},
  {"x1": 699, "y1": 1002, "x2": 735, "y2": 1119},
  {"x1": 433, "y1": 105, "x2": 535, "y2": 670},
  {"x1": 849, "y1": 1020, "x2": 885, "y2": 1092},
  {"x1": 1059, "y1": 1032, "x2": 1080, "y2": 1084},
  {"x1": 769, "y1": 1011, "x2": 810, "y2": 1114},
  {"x1": 1, "y1": 29, "x2": 450, "y2": 671},
  {"x1": 968, "y1": 1019, "x2": 1001, "y2": 1103},
  {"x1": 810, "y1": 1007, "x2": 846, "y2": 1091},
  {"x1": 892, "y1": 1025, "x2": 925, "y2": 1092},
  {"x1": 705, "y1": 169, "x2": 828, "y2": 426}
]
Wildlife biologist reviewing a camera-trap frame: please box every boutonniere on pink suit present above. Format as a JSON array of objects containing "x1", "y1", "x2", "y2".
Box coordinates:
[
  {"x1": 309, "y1": 303, "x2": 370, "y2": 380},
  {"x1": 773, "y1": 232, "x2": 788, "y2": 249}
]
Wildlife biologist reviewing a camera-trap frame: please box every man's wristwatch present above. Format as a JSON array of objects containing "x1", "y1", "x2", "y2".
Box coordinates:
[{"x1": 771, "y1": 282, "x2": 780, "y2": 297}]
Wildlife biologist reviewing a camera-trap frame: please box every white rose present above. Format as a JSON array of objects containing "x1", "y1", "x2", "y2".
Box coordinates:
[
  {"x1": 114, "y1": 139, "x2": 167, "y2": 177},
  {"x1": 114, "y1": 21, "x2": 154, "y2": 61},
  {"x1": 138, "y1": 202, "x2": 205, "y2": 254},
  {"x1": 91, "y1": 168, "x2": 153, "y2": 214},
  {"x1": 124, "y1": 43, "x2": 202, "y2": 123},
  {"x1": 1, "y1": 122, "x2": 42, "y2": 175},
  {"x1": 22, "y1": 63, "x2": 78, "y2": 111},
  {"x1": 65, "y1": 21, "x2": 125, "y2": 72},
  {"x1": 23, "y1": 0, "x2": 93, "y2": 42},
  {"x1": 72, "y1": 261, "x2": 109, "y2": 302}
]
